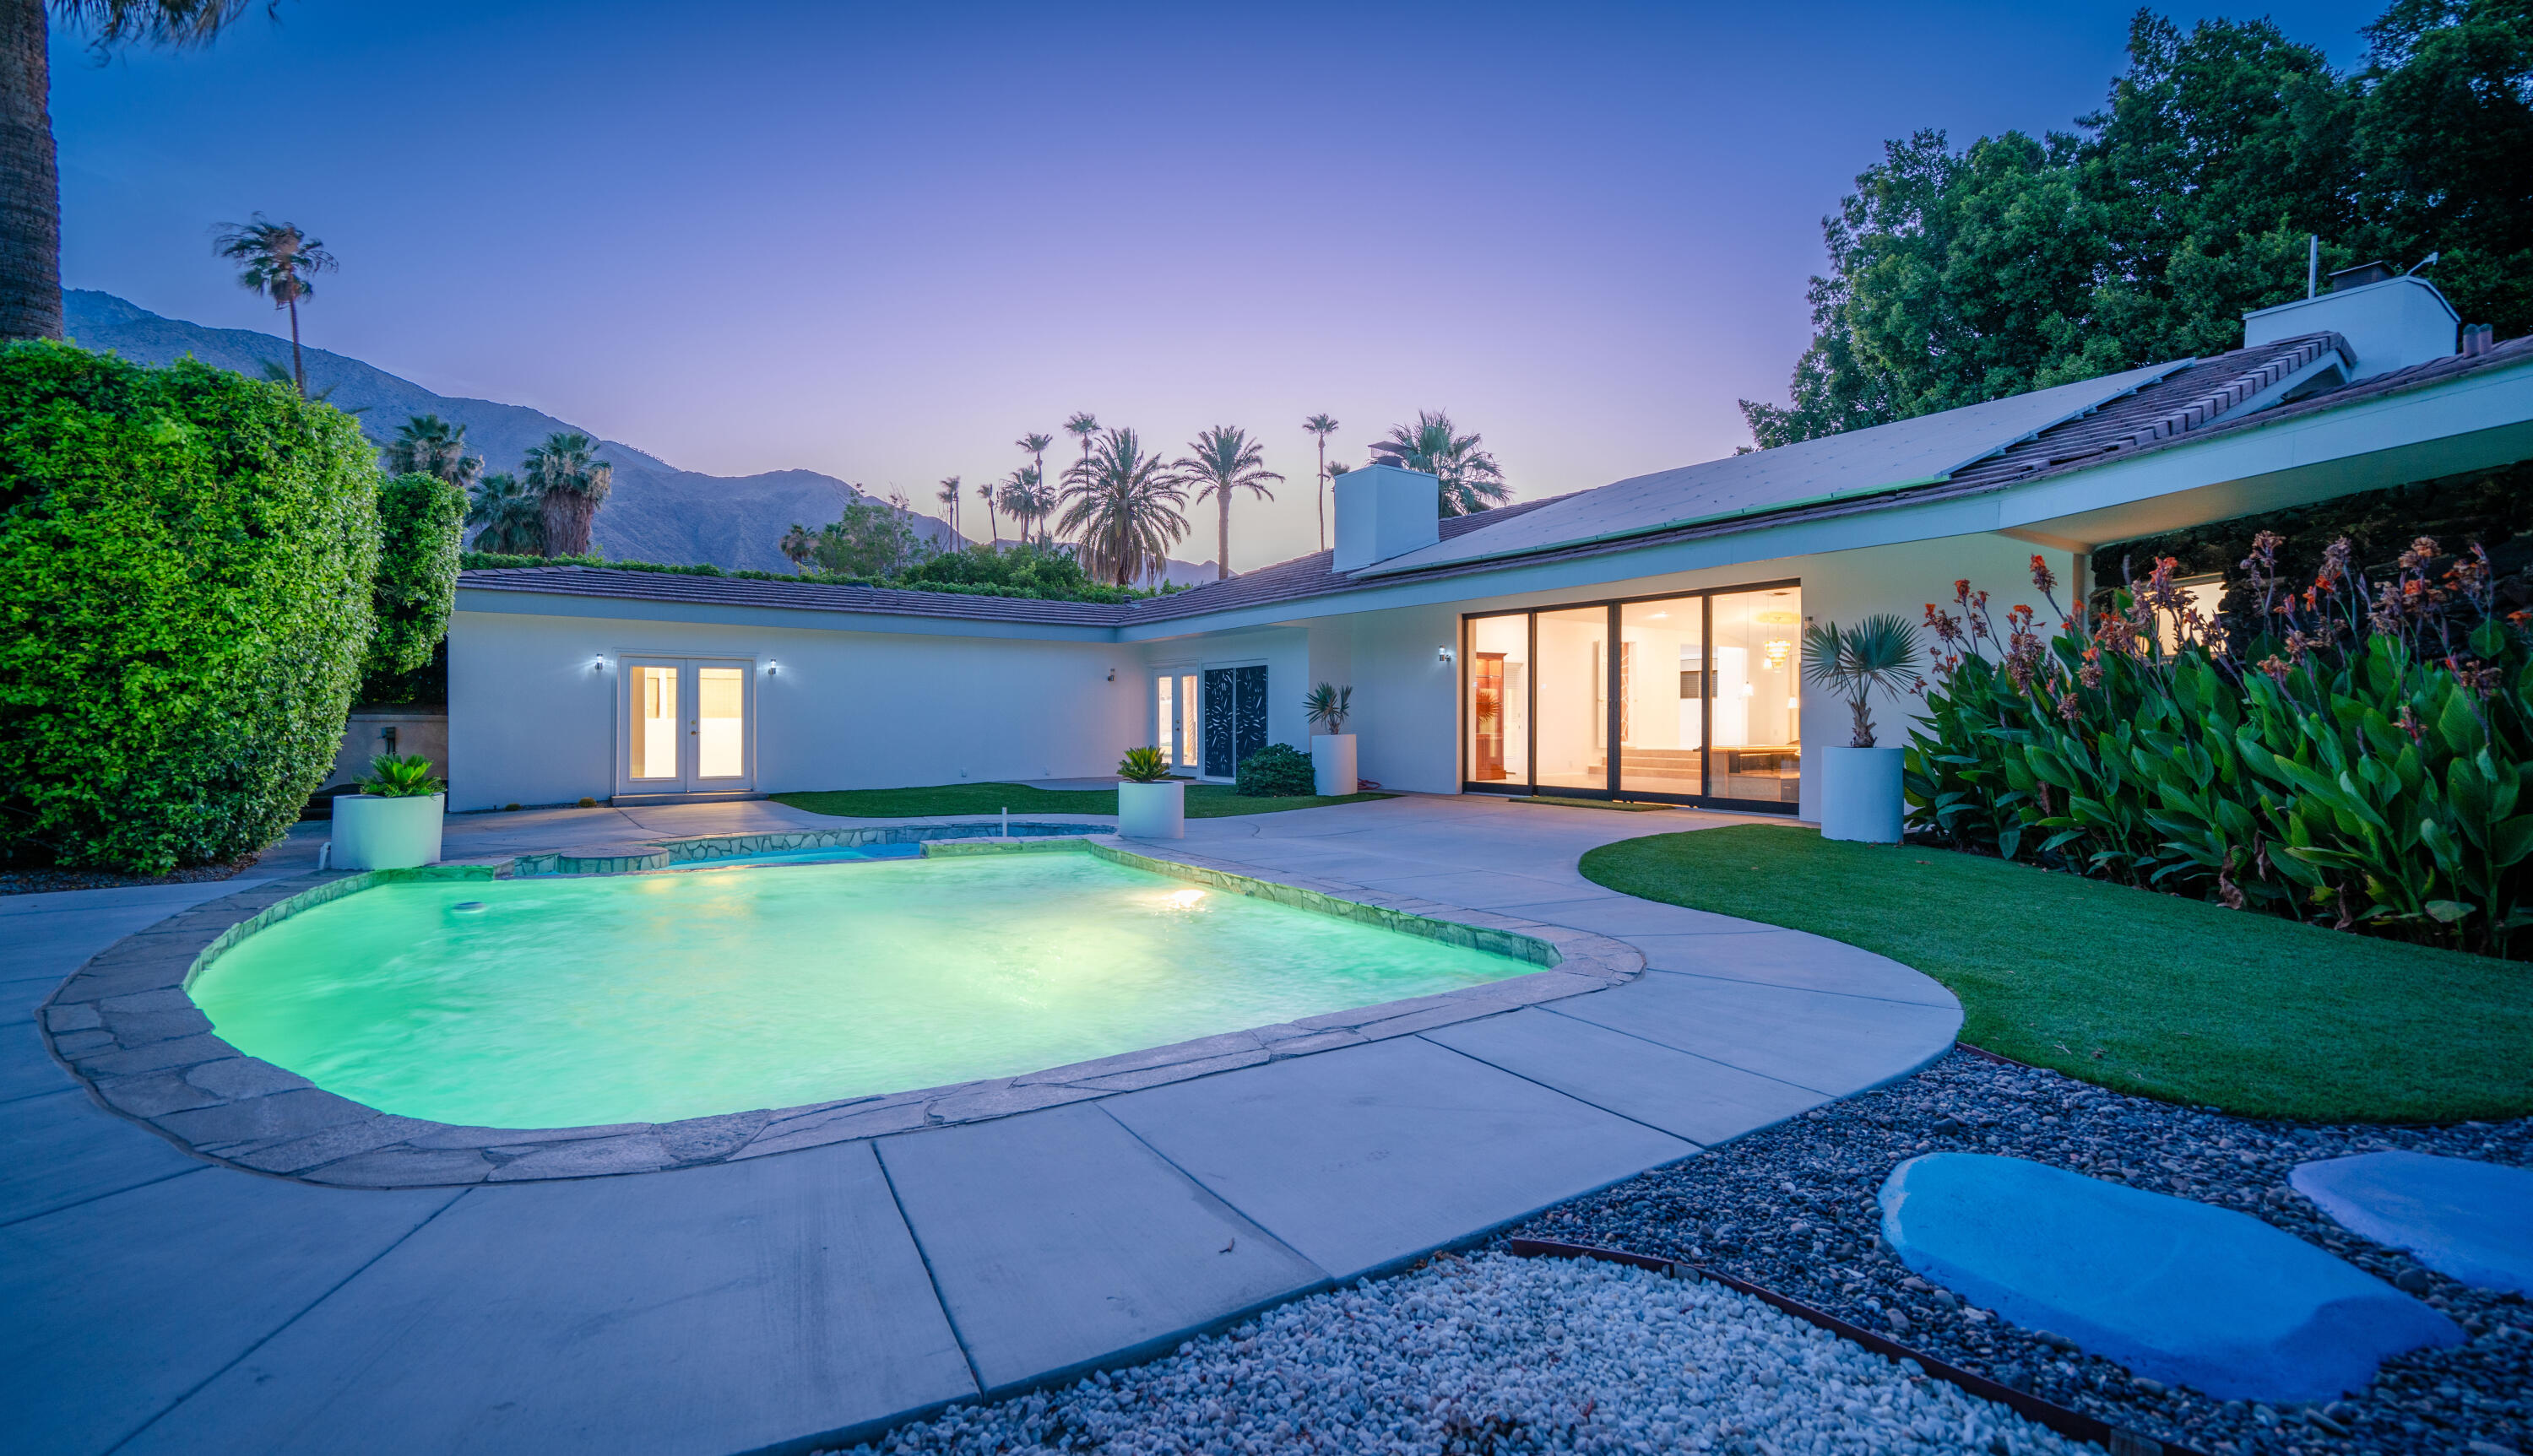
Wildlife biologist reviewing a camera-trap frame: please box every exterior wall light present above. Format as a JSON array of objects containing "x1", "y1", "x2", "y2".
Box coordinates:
[
  {"x1": 590, "y1": 655, "x2": 605, "y2": 673},
  {"x1": 1437, "y1": 646, "x2": 1455, "y2": 663},
  {"x1": 766, "y1": 660, "x2": 779, "y2": 676}
]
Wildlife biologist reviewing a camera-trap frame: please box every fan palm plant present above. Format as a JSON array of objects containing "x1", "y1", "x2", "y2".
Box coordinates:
[
  {"x1": 384, "y1": 414, "x2": 480, "y2": 487},
  {"x1": 212, "y1": 214, "x2": 335, "y2": 397},
  {"x1": 1303, "y1": 413, "x2": 1338, "y2": 550},
  {"x1": 4, "y1": 2, "x2": 267, "y2": 340},
  {"x1": 521, "y1": 431, "x2": 611, "y2": 558},
  {"x1": 1800, "y1": 614, "x2": 1925, "y2": 747},
  {"x1": 1178, "y1": 425, "x2": 1283, "y2": 581},
  {"x1": 1369, "y1": 409, "x2": 1510, "y2": 517},
  {"x1": 1059, "y1": 428, "x2": 1187, "y2": 587},
  {"x1": 465, "y1": 473, "x2": 544, "y2": 555}
]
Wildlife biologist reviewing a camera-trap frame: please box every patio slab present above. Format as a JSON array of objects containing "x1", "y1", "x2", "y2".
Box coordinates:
[
  {"x1": 1624, "y1": 929, "x2": 1964, "y2": 1006},
  {"x1": 1551, "y1": 966, "x2": 1963, "y2": 1096},
  {"x1": 877, "y1": 1102, "x2": 1327, "y2": 1394},
  {"x1": 119, "y1": 1143, "x2": 974, "y2": 1456},
  {"x1": 1103, "y1": 1036, "x2": 1695, "y2": 1280},
  {"x1": 1, "y1": 1089, "x2": 204, "y2": 1226},
  {"x1": 1421, "y1": 1007, "x2": 1833, "y2": 1145}
]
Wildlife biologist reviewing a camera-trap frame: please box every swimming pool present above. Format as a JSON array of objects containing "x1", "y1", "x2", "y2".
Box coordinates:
[{"x1": 190, "y1": 852, "x2": 1536, "y2": 1128}]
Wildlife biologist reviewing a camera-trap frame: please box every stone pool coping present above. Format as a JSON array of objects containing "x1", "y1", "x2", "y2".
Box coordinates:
[{"x1": 37, "y1": 831, "x2": 1642, "y2": 1188}]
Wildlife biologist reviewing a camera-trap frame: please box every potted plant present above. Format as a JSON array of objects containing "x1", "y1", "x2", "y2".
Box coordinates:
[
  {"x1": 1800, "y1": 614, "x2": 1923, "y2": 843},
  {"x1": 1304, "y1": 682, "x2": 1356, "y2": 796},
  {"x1": 1115, "y1": 746, "x2": 1184, "y2": 840},
  {"x1": 332, "y1": 753, "x2": 447, "y2": 869}
]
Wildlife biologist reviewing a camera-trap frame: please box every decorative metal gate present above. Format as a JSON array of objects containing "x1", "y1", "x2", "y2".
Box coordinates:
[{"x1": 1201, "y1": 664, "x2": 1268, "y2": 778}]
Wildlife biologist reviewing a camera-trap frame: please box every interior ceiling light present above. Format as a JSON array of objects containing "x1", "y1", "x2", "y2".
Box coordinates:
[
  {"x1": 1755, "y1": 609, "x2": 1800, "y2": 625},
  {"x1": 1763, "y1": 638, "x2": 1793, "y2": 669}
]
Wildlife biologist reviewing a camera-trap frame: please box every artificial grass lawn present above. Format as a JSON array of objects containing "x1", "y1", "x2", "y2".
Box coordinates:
[
  {"x1": 773, "y1": 782, "x2": 1391, "y2": 820},
  {"x1": 1580, "y1": 825, "x2": 2533, "y2": 1124}
]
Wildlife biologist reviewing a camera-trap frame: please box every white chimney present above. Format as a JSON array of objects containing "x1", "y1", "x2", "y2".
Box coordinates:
[
  {"x1": 1333, "y1": 463, "x2": 1440, "y2": 572},
  {"x1": 2243, "y1": 264, "x2": 2459, "y2": 382}
]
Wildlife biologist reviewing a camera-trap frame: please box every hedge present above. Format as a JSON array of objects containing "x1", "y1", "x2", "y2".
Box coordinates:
[
  {"x1": 361, "y1": 472, "x2": 465, "y2": 696},
  {"x1": 0, "y1": 344, "x2": 381, "y2": 872}
]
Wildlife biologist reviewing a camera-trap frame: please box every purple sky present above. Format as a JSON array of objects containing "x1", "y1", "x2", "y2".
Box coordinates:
[{"x1": 56, "y1": 0, "x2": 2379, "y2": 567}]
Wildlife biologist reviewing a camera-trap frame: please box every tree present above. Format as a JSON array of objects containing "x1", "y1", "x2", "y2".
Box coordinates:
[
  {"x1": 212, "y1": 214, "x2": 336, "y2": 398},
  {"x1": 255, "y1": 358, "x2": 358, "y2": 411},
  {"x1": 521, "y1": 431, "x2": 611, "y2": 557},
  {"x1": 3, "y1": 1, "x2": 267, "y2": 341},
  {"x1": 384, "y1": 414, "x2": 480, "y2": 489},
  {"x1": 1060, "y1": 427, "x2": 1188, "y2": 587},
  {"x1": 1016, "y1": 430, "x2": 1054, "y2": 536},
  {"x1": 366, "y1": 472, "x2": 465, "y2": 685},
  {"x1": 1303, "y1": 413, "x2": 1338, "y2": 550},
  {"x1": 936, "y1": 474, "x2": 963, "y2": 544},
  {"x1": 1063, "y1": 410, "x2": 1099, "y2": 478},
  {"x1": 465, "y1": 472, "x2": 543, "y2": 555},
  {"x1": 1010, "y1": 464, "x2": 1055, "y2": 544},
  {"x1": 1739, "y1": 3, "x2": 2530, "y2": 448},
  {"x1": 1370, "y1": 409, "x2": 1509, "y2": 517},
  {"x1": 1178, "y1": 425, "x2": 1282, "y2": 581},
  {"x1": 787, "y1": 496, "x2": 925, "y2": 577}
]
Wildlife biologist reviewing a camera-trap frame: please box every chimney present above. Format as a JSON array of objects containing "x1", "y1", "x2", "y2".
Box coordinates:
[
  {"x1": 2243, "y1": 261, "x2": 2459, "y2": 382},
  {"x1": 1332, "y1": 463, "x2": 1440, "y2": 572}
]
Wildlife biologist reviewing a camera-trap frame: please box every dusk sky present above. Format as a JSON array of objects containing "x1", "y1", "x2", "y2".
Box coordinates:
[{"x1": 57, "y1": 0, "x2": 2379, "y2": 566}]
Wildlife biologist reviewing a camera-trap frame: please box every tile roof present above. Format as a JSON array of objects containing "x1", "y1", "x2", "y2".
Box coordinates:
[{"x1": 460, "y1": 332, "x2": 2532, "y2": 631}]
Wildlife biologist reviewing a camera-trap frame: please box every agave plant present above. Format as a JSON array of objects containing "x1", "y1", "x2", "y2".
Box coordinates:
[
  {"x1": 1303, "y1": 682, "x2": 1352, "y2": 733},
  {"x1": 359, "y1": 754, "x2": 444, "y2": 798},
  {"x1": 1801, "y1": 614, "x2": 1924, "y2": 747},
  {"x1": 1117, "y1": 746, "x2": 1173, "y2": 782}
]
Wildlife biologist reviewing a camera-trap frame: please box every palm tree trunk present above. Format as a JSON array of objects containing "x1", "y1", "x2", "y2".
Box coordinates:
[
  {"x1": 1315, "y1": 440, "x2": 1327, "y2": 551},
  {"x1": 0, "y1": 0, "x2": 61, "y2": 341},
  {"x1": 1217, "y1": 490, "x2": 1231, "y2": 582},
  {"x1": 287, "y1": 295, "x2": 306, "y2": 397}
]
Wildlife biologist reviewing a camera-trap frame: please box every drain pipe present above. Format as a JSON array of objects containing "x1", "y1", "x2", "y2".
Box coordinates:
[{"x1": 1001, "y1": 807, "x2": 1010, "y2": 838}]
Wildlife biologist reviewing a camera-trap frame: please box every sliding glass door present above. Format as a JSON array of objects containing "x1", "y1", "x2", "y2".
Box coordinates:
[{"x1": 1461, "y1": 582, "x2": 1800, "y2": 811}]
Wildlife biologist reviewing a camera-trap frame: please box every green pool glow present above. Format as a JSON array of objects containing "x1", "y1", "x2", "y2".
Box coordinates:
[{"x1": 190, "y1": 852, "x2": 1533, "y2": 1128}]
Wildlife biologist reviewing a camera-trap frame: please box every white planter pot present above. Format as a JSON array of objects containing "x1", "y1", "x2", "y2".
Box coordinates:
[
  {"x1": 332, "y1": 793, "x2": 446, "y2": 869},
  {"x1": 1310, "y1": 734, "x2": 1359, "y2": 796},
  {"x1": 1116, "y1": 779, "x2": 1185, "y2": 840},
  {"x1": 1818, "y1": 746, "x2": 1905, "y2": 844}
]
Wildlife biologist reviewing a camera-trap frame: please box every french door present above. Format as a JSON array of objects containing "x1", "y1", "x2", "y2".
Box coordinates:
[
  {"x1": 1153, "y1": 670, "x2": 1199, "y2": 773},
  {"x1": 617, "y1": 657, "x2": 756, "y2": 795}
]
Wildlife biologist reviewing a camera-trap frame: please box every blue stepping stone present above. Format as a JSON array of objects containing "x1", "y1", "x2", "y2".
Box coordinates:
[
  {"x1": 1879, "y1": 1153, "x2": 2461, "y2": 1403},
  {"x1": 2291, "y1": 1151, "x2": 2533, "y2": 1296}
]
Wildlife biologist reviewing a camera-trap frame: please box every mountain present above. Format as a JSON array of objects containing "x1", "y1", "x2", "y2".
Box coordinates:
[{"x1": 62, "y1": 290, "x2": 956, "y2": 573}]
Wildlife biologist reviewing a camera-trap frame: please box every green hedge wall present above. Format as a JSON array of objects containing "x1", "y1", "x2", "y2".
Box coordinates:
[
  {"x1": 0, "y1": 344, "x2": 382, "y2": 872},
  {"x1": 360, "y1": 472, "x2": 464, "y2": 698}
]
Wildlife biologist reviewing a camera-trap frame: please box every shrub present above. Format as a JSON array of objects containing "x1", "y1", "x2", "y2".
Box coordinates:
[
  {"x1": 1908, "y1": 541, "x2": 2531, "y2": 958},
  {"x1": 0, "y1": 344, "x2": 381, "y2": 872},
  {"x1": 1234, "y1": 742, "x2": 1318, "y2": 798},
  {"x1": 361, "y1": 472, "x2": 465, "y2": 690},
  {"x1": 357, "y1": 753, "x2": 443, "y2": 797}
]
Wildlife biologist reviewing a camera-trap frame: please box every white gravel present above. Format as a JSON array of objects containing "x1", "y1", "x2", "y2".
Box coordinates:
[{"x1": 833, "y1": 1251, "x2": 2093, "y2": 1455}]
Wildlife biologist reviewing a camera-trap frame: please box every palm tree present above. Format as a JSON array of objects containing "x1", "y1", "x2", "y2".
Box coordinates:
[
  {"x1": 991, "y1": 466, "x2": 1029, "y2": 545},
  {"x1": 1063, "y1": 411, "x2": 1099, "y2": 478},
  {"x1": 212, "y1": 214, "x2": 335, "y2": 397},
  {"x1": 3, "y1": 2, "x2": 265, "y2": 341},
  {"x1": 1017, "y1": 431, "x2": 1053, "y2": 522},
  {"x1": 1303, "y1": 414, "x2": 1338, "y2": 550},
  {"x1": 1369, "y1": 409, "x2": 1510, "y2": 517},
  {"x1": 1177, "y1": 425, "x2": 1282, "y2": 582},
  {"x1": 521, "y1": 431, "x2": 612, "y2": 558},
  {"x1": 778, "y1": 522, "x2": 816, "y2": 571},
  {"x1": 465, "y1": 473, "x2": 544, "y2": 555},
  {"x1": 384, "y1": 414, "x2": 480, "y2": 487},
  {"x1": 255, "y1": 358, "x2": 360, "y2": 411},
  {"x1": 1059, "y1": 427, "x2": 1187, "y2": 587},
  {"x1": 1004, "y1": 464, "x2": 1056, "y2": 544},
  {"x1": 936, "y1": 474, "x2": 963, "y2": 544}
]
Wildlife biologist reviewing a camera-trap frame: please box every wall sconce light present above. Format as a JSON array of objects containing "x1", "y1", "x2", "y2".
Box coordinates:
[
  {"x1": 1107, "y1": 668, "x2": 1116, "y2": 681},
  {"x1": 1437, "y1": 646, "x2": 1456, "y2": 663},
  {"x1": 590, "y1": 654, "x2": 605, "y2": 674},
  {"x1": 766, "y1": 660, "x2": 779, "y2": 676}
]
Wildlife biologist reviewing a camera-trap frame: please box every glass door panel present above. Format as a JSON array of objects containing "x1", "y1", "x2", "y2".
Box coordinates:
[
  {"x1": 696, "y1": 667, "x2": 747, "y2": 781},
  {"x1": 1176, "y1": 674, "x2": 1197, "y2": 768},
  {"x1": 629, "y1": 665, "x2": 680, "y2": 783},
  {"x1": 1711, "y1": 587, "x2": 1803, "y2": 804},
  {"x1": 1466, "y1": 614, "x2": 1528, "y2": 785},
  {"x1": 1534, "y1": 604, "x2": 1608, "y2": 793},
  {"x1": 1619, "y1": 598, "x2": 1704, "y2": 798}
]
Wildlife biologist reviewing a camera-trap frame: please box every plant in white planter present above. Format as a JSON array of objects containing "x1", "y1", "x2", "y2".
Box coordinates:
[
  {"x1": 332, "y1": 753, "x2": 447, "y2": 869},
  {"x1": 1114, "y1": 746, "x2": 1184, "y2": 840},
  {"x1": 1800, "y1": 615, "x2": 1923, "y2": 843},
  {"x1": 1303, "y1": 681, "x2": 1357, "y2": 796}
]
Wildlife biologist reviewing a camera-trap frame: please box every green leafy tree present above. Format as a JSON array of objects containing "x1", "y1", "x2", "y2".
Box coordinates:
[
  {"x1": 521, "y1": 430, "x2": 610, "y2": 558},
  {"x1": 1742, "y1": 4, "x2": 2530, "y2": 447},
  {"x1": 789, "y1": 495, "x2": 928, "y2": 577},
  {"x1": 0, "y1": 341, "x2": 378, "y2": 871},
  {"x1": 1369, "y1": 409, "x2": 1508, "y2": 517},
  {"x1": 213, "y1": 214, "x2": 337, "y2": 398},
  {"x1": 465, "y1": 472, "x2": 542, "y2": 555},
  {"x1": 3, "y1": 2, "x2": 268, "y2": 341},
  {"x1": 383, "y1": 414, "x2": 480, "y2": 488},
  {"x1": 1060, "y1": 427, "x2": 1188, "y2": 587},
  {"x1": 1177, "y1": 425, "x2": 1282, "y2": 580},
  {"x1": 364, "y1": 472, "x2": 465, "y2": 686}
]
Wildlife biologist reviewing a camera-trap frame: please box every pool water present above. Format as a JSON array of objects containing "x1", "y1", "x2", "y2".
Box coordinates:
[{"x1": 191, "y1": 853, "x2": 1532, "y2": 1128}]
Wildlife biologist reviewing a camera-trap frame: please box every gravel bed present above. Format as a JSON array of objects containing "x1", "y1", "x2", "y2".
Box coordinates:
[
  {"x1": 833, "y1": 1251, "x2": 2095, "y2": 1455},
  {"x1": 0, "y1": 856, "x2": 258, "y2": 896},
  {"x1": 1511, "y1": 1049, "x2": 2533, "y2": 1456}
]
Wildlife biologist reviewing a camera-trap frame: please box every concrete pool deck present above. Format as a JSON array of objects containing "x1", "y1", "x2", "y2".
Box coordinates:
[{"x1": 4, "y1": 794, "x2": 1963, "y2": 1456}]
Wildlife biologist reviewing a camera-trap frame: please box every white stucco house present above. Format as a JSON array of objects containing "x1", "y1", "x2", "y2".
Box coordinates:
[{"x1": 447, "y1": 273, "x2": 2532, "y2": 816}]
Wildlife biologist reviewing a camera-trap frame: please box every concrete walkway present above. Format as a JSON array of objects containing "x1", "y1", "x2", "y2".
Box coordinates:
[{"x1": 4, "y1": 795, "x2": 1961, "y2": 1456}]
